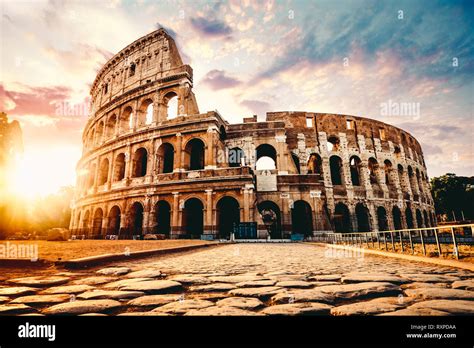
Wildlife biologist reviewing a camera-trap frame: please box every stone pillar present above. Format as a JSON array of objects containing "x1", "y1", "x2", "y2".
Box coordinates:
[
  {"x1": 205, "y1": 127, "x2": 217, "y2": 169},
  {"x1": 126, "y1": 145, "x2": 133, "y2": 183},
  {"x1": 275, "y1": 134, "x2": 288, "y2": 174},
  {"x1": 243, "y1": 188, "x2": 250, "y2": 222},
  {"x1": 171, "y1": 192, "x2": 180, "y2": 238},
  {"x1": 204, "y1": 189, "x2": 213, "y2": 235},
  {"x1": 107, "y1": 154, "x2": 114, "y2": 190},
  {"x1": 174, "y1": 133, "x2": 183, "y2": 172},
  {"x1": 152, "y1": 99, "x2": 160, "y2": 125},
  {"x1": 281, "y1": 194, "x2": 290, "y2": 237}
]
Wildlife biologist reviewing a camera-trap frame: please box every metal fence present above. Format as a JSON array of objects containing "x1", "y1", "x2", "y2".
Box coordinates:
[{"x1": 314, "y1": 224, "x2": 474, "y2": 259}]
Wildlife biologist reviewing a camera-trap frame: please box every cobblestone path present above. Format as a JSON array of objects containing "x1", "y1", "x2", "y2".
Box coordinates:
[{"x1": 1, "y1": 244, "x2": 473, "y2": 316}]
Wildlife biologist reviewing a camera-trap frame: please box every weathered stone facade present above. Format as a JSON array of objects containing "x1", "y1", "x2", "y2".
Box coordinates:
[{"x1": 70, "y1": 29, "x2": 435, "y2": 239}]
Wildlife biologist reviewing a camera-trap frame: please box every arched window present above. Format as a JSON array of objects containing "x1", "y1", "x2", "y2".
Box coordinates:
[
  {"x1": 291, "y1": 153, "x2": 301, "y2": 174},
  {"x1": 291, "y1": 200, "x2": 313, "y2": 236},
  {"x1": 81, "y1": 210, "x2": 90, "y2": 235},
  {"x1": 356, "y1": 203, "x2": 371, "y2": 232},
  {"x1": 145, "y1": 103, "x2": 153, "y2": 125},
  {"x1": 423, "y1": 210, "x2": 429, "y2": 228},
  {"x1": 416, "y1": 209, "x2": 423, "y2": 228},
  {"x1": 157, "y1": 143, "x2": 174, "y2": 174},
  {"x1": 216, "y1": 197, "x2": 240, "y2": 239},
  {"x1": 368, "y1": 158, "x2": 378, "y2": 184},
  {"x1": 377, "y1": 206, "x2": 388, "y2": 231},
  {"x1": 113, "y1": 153, "x2": 126, "y2": 181},
  {"x1": 334, "y1": 203, "x2": 352, "y2": 232},
  {"x1": 164, "y1": 92, "x2": 178, "y2": 119},
  {"x1": 183, "y1": 198, "x2": 204, "y2": 238},
  {"x1": 106, "y1": 114, "x2": 117, "y2": 138},
  {"x1": 138, "y1": 99, "x2": 153, "y2": 127},
  {"x1": 87, "y1": 163, "x2": 96, "y2": 188},
  {"x1": 327, "y1": 136, "x2": 339, "y2": 152},
  {"x1": 329, "y1": 156, "x2": 343, "y2": 185},
  {"x1": 95, "y1": 121, "x2": 104, "y2": 145},
  {"x1": 228, "y1": 147, "x2": 244, "y2": 167},
  {"x1": 92, "y1": 208, "x2": 104, "y2": 236},
  {"x1": 120, "y1": 106, "x2": 133, "y2": 132},
  {"x1": 155, "y1": 201, "x2": 171, "y2": 236},
  {"x1": 129, "y1": 202, "x2": 144, "y2": 236},
  {"x1": 132, "y1": 148, "x2": 148, "y2": 177},
  {"x1": 108, "y1": 206, "x2": 121, "y2": 236},
  {"x1": 384, "y1": 160, "x2": 393, "y2": 186},
  {"x1": 185, "y1": 138, "x2": 205, "y2": 170},
  {"x1": 349, "y1": 156, "x2": 361, "y2": 186},
  {"x1": 392, "y1": 206, "x2": 402, "y2": 230},
  {"x1": 256, "y1": 144, "x2": 277, "y2": 170},
  {"x1": 98, "y1": 158, "x2": 109, "y2": 185},
  {"x1": 405, "y1": 207, "x2": 414, "y2": 229},
  {"x1": 307, "y1": 153, "x2": 322, "y2": 175},
  {"x1": 257, "y1": 201, "x2": 282, "y2": 239}
]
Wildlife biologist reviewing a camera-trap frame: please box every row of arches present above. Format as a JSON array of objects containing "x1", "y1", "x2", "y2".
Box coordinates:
[
  {"x1": 86, "y1": 92, "x2": 180, "y2": 150},
  {"x1": 333, "y1": 202, "x2": 436, "y2": 233},
  {"x1": 83, "y1": 138, "x2": 206, "y2": 189},
  {"x1": 76, "y1": 196, "x2": 242, "y2": 239}
]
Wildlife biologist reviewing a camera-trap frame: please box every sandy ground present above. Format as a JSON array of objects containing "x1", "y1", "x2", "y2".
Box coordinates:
[{"x1": 0, "y1": 240, "x2": 213, "y2": 262}]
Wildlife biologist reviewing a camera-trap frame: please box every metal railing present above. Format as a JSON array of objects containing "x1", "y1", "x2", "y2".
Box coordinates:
[{"x1": 317, "y1": 224, "x2": 474, "y2": 259}]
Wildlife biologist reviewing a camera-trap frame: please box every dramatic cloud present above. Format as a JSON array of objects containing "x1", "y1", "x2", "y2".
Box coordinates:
[
  {"x1": 189, "y1": 16, "x2": 232, "y2": 38},
  {"x1": 200, "y1": 70, "x2": 241, "y2": 90},
  {"x1": 240, "y1": 100, "x2": 271, "y2": 118}
]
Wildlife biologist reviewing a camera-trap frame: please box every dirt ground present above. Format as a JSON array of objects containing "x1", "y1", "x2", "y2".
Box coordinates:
[{"x1": 0, "y1": 240, "x2": 214, "y2": 262}]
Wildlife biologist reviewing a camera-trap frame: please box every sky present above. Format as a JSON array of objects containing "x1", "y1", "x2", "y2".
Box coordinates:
[{"x1": 1, "y1": 0, "x2": 473, "y2": 197}]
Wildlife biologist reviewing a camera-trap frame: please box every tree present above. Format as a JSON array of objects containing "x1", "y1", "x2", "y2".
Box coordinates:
[{"x1": 431, "y1": 173, "x2": 474, "y2": 221}]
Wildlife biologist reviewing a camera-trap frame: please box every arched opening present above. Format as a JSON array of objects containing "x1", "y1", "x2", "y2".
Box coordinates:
[
  {"x1": 291, "y1": 200, "x2": 313, "y2": 236},
  {"x1": 183, "y1": 198, "x2": 204, "y2": 238},
  {"x1": 228, "y1": 147, "x2": 244, "y2": 167},
  {"x1": 113, "y1": 153, "x2": 126, "y2": 181},
  {"x1": 416, "y1": 209, "x2": 423, "y2": 228},
  {"x1": 327, "y1": 136, "x2": 339, "y2": 152},
  {"x1": 257, "y1": 201, "x2": 282, "y2": 239},
  {"x1": 145, "y1": 100, "x2": 154, "y2": 125},
  {"x1": 349, "y1": 156, "x2": 361, "y2": 186},
  {"x1": 184, "y1": 138, "x2": 205, "y2": 170},
  {"x1": 397, "y1": 164, "x2": 404, "y2": 188},
  {"x1": 392, "y1": 206, "x2": 402, "y2": 230},
  {"x1": 384, "y1": 160, "x2": 393, "y2": 186},
  {"x1": 423, "y1": 210, "x2": 429, "y2": 227},
  {"x1": 216, "y1": 197, "x2": 240, "y2": 239},
  {"x1": 81, "y1": 210, "x2": 90, "y2": 236},
  {"x1": 405, "y1": 207, "x2": 414, "y2": 229},
  {"x1": 291, "y1": 153, "x2": 301, "y2": 174},
  {"x1": 120, "y1": 106, "x2": 133, "y2": 132},
  {"x1": 164, "y1": 92, "x2": 178, "y2": 119},
  {"x1": 155, "y1": 201, "x2": 171, "y2": 237},
  {"x1": 368, "y1": 158, "x2": 378, "y2": 185},
  {"x1": 334, "y1": 203, "x2": 352, "y2": 232},
  {"x1": 87, "y1": 163, "x2": 96, "y2": 188},
  {"x1": 106, "y1": 114, "x2": 117, "y2": 138},
  {"x1": 307, "y1": 153, "x2": 322, "y2": 175},
  {"x1": 416, "y1": 168, "x2": 423, "y2": 193},
  {"x1": 377, "y1": 206, "x2": 388, "y2": 231},
  {"x1": 98, "y1": 158, "x2": 109, "y2": 186},
  {"x1": 95, "y1": 121, "x2": 104, "y2": 145},
  {"x1": 88, "y1": 129, "x2": 95, "y2": 149},
  {"x1": 92, "y1": 208, "x2": 103, "y2": 236},
  {"x1": 330, "y1": 155, "x2": 343, "y2": 185},
  {"x1": 108, "y1": 206, "x2": 121, "y2": 236},
  {"x1": 157, "y1": 143, "x2": 174, "y2": 174},
  {"x1": 129, "y1": 202, "x2": 144, "y2": 237},
  {"x1": 408, "y1": 166, "x2": 417, "y2": 192},
  {"x1": 355, "y1": 203, "x2": 370, "y2": 232},
  {"x1": 256, "y1": 144, "x2": 277, "y2": 170},
  {"x1": 132, "y1": 148, "x2": 148, "y2": 177},
  {"x1": 430, "y1": 212, "x2": 435, "y2": 227}
]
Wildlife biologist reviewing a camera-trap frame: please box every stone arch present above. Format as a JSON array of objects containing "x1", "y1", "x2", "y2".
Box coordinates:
[
  {"x1": 257, "y1": 200, "x2": 282, "y2": 239},
  {"x1": 307, "y1": 153, "x2": 322, "y2": 175},
  {"x1": 228, "y1": 147, "x2": 244, "y2": 167},
  {"x1": 129, "y1": 201, "x2": 144, "y2": 237},
  {"x1": 416, "y1": 209, "x2": 423, "y2": 228},
  {"x1": 95, "y1": 121, "x2": 104, "y2": 145},
  {"x1": 423, "y1": 210, "x2": 429, "y2": 228},
  {"x1": 355, "y1": 203, "x2": 371, "y2": 232},
  {"x1": 377, "y1": 206, "x2": 388, "y2": 231},
  {"x1": 291, "y1": 152, "x2": 301, "y2": 174},
  {"x1": 163, "y1": 91, "x2": 178, "y2": 119},
  {"x1": 132, "y1": 147, "x2": 148, "y2": 177},
  {"x1": 157, "y1": 143, "x2": 174, "y2": 174},
  {"x1": 256, "y1": 144, "x2": 277, "y2": 170},
  {"x1": 108, "y1": 205, "x2": 121, "y2": 236},
  {"x1": 291, "y1": 200, "x2": 313, "y2": 236},
  {"x1": 98, "y1": 158, "x2": 109, "y2": 186},
  {"x1": 405, "y1": 206, "x2": 414, "y2": 229},
  {"x1": 113, "y1": 153, "x2": 126, "y2": 181},
  {"x1": 81, "y1": 210, "x2": 90, "y2": 235},
  {"x1": 368, "y1": 157, "x2": 378, "y2": 185},
  {"x1": 329, "y1": 155, "x2": 343, "y2": 185},
  {"x1": 392, "y1": 206, "x2": 402, "y2": 230},
  {"x1": 384, "y1": 159, "x2": 393, "y2": 186},
  {"x1": 155, "y1": 200, "x2": 171, "y2": 236},
  {"x1": 184, "y1": 138, "x2": 205, "y2": 170},
  {"x1": 120, "y1": 105, "x2": 133, "y2": 132},
  {"x1": 138, "y1": 98, "x2": 154, "y2": 127},
  {"x1": 92, "y1": 208, "x2": 104, "y2": 236},
  {"x1": 106, "y1": 114, "x2": 117, "y2": 138},
  {"x1": 87, "y1": 163, "x2": 96, "y2": 188},
  {"x1": 327, "y1": 135, "x2": 340, "y2": 152},
  {"x1": 349, "y1": 155, "x2": 362, "y2": 186},
  {"x1": 334, "y1": 202, "x2": 352, "y2": 232},
  {"x1": 216, "y1": 196, "x2": 240, "y2": 239},
  {"x1": 183, "y1": 198, "x2": 204, "y2": 238}
]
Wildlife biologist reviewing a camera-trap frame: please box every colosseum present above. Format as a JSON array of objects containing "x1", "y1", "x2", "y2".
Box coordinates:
[{"x1": 70, "y1": 29, "x2": 436, "y2": 240}]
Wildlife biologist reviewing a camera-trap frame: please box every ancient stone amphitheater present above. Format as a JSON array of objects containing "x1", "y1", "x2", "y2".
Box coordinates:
[{"x1": 70, "y1": 29, "x2": 436, "y2": 240}]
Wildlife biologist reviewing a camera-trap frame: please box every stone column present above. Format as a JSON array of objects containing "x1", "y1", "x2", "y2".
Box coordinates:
[
  {"x1": 275, "y1": 134, "x2": 288, "y2": 175},
  {"x1": 204, "y1": 189, "x2": 213, "y2": 235},
  {"x1": 171, "y1": 192, "x2": 180, "y2": 238},
  {"x1": 174, "y1": 133, "x2": 183, "y2": 172},
  {"x1": 243, "y1": 188, "x2": 250, "y2": 222},
  {"x1": 126, "y1": 145, "x2": 133, "y2": 184},
  {"x1": 205, "y1": 127, "x2": 217, "y2": 169},
  {"x1": 107, "y1": 154, "x2": 114, "y2": 190}
]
